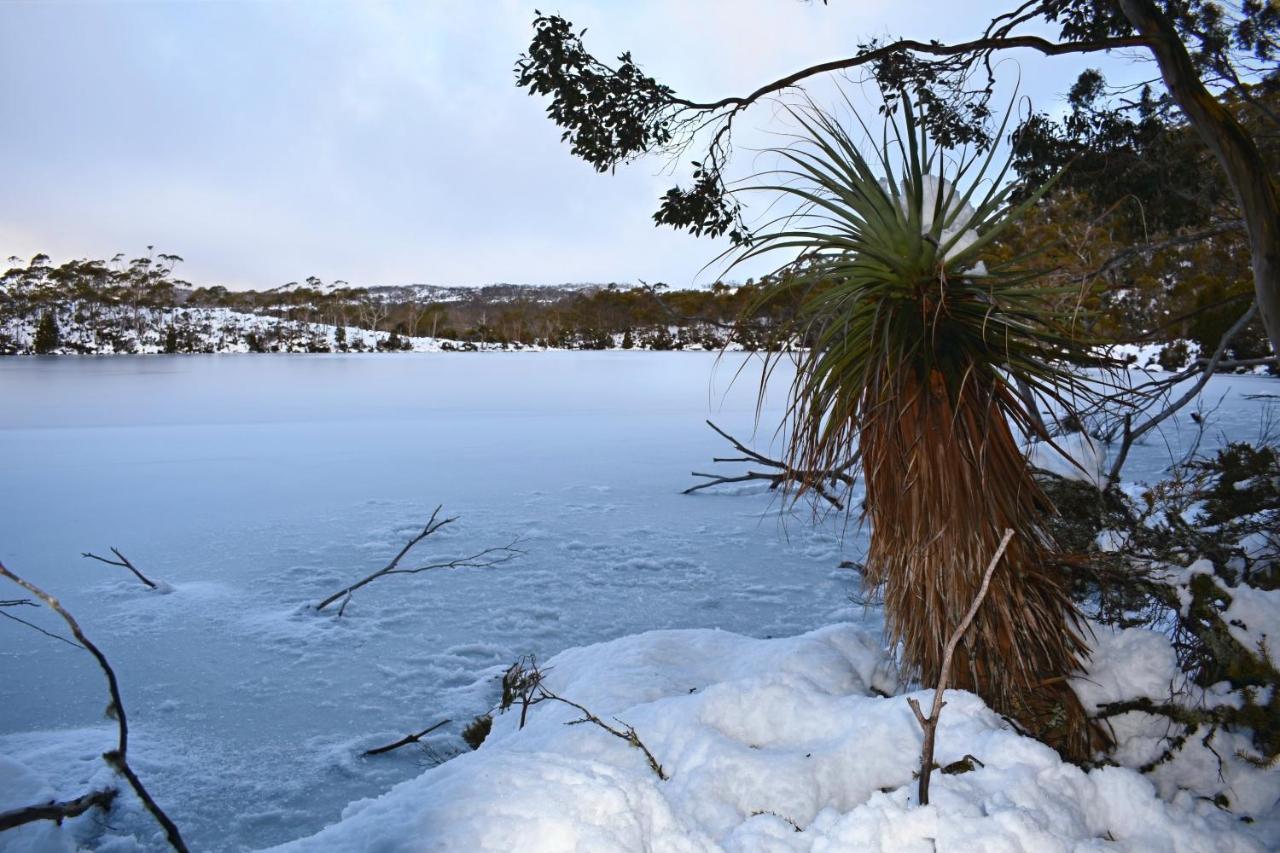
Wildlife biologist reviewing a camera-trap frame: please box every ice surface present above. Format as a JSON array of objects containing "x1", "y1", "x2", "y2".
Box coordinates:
[{"x1": 0, "y1": 353, "x2": 1274, "y2": 851}]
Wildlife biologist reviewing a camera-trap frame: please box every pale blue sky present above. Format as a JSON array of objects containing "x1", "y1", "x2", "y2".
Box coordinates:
[{"x1": 1, "y1": 1, "x2": 1149, "y2": 290}]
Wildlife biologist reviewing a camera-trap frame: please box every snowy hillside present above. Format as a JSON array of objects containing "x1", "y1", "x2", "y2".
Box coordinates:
[{"x1": 0, "y1": 303, "x2": 533, "y2": 355}]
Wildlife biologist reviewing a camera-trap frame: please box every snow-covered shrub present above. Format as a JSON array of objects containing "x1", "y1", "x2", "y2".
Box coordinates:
[{"x1": 1043, "y1": 440, "x2": 1279, "y2": 816}]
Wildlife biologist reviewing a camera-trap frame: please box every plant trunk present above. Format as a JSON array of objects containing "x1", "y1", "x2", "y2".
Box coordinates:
[
  {"x1": 1119, "y1": 0, "x2": 1280, "y2": 356},
  {"x1": 861, "y1": 370, "x2": 1101, "y2": 760}
]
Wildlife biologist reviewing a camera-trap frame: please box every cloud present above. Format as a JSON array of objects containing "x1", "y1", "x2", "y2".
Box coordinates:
[{"x1": 0, "y1": 1, "x2": 1134, "y2": 290}]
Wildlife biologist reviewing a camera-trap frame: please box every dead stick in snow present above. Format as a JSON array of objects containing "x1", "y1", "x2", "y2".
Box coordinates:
[
  {"x1": 907, "y1": 528, "x2": 1014, "y2": 807},
  {"x1": 0, "y1": 788, "x2": 119, "y2": 832},
  {"x1": 542, "y1": 689, "x2": 669, "y2": 781},
  {"x1": 0, "y1": 561, "x2": 188, "y2": 852},
  {"x1": 82, "y1": 548, "x2": 158, "y2": 589},
  {"x1": 363, "y1": 720, "x2": 452, "y2": 756}
]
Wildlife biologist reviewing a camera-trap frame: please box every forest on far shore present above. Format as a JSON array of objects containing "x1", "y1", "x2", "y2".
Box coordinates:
[{"x1": 2, "y1": 184, "x2": 1276, "y2": 364}]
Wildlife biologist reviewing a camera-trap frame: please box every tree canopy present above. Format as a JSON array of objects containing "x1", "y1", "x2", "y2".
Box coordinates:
[{"x1": 516, "y1": 0, "x2": 1280, "y2": 354}]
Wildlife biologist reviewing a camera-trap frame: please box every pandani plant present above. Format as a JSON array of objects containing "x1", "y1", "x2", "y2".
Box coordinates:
[{"x1": 733, "y1": 92, "x2": 1109, "y2": 759}]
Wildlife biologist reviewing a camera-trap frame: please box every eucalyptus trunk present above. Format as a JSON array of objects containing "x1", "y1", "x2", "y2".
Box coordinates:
[{"x1": 1119, "y1": 0, "x2": 1280, "y2": 356}]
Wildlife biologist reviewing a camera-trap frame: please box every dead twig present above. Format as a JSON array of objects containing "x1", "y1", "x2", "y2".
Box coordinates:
[
  {"x1": 0, "y1": 561, "x2": 189, "y2": 852},
  {"x1": 362, "y1": 719, "x2": 451, "y2": 756},
  {"x1": 82, "y1": 548, "x2": 157, "y2": 590},
  {"x1": 0, "y1": 788, "x2": 119, "y2": 832},
  {"x1": 548, "y1": 690, "x2": 670, "y2": 781},
  {"x1": 1105, "y1": 303, "x2": 1258, "y2": 487},
  {"x1": 499, "y1": 656, "x2": 669, "y2": 780},
  {"x1": 316, "y1": 506, "x2": 523, "y2": 612},
  {"x1": 907, "y1": 528, "x2": 1014, "y2": 807},
  {"x1": 0, "y1": 606, "x2": 84, "y2": 650},
  {"x1": 684, "y1": 420, "x2": 857, "y2": 509}
]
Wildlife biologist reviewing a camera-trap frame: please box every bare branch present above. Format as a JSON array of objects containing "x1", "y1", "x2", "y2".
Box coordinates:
[
  {"x1": 908, "y1": 528, "x2": 1014, "y2": 807},
  {"x1": 672, "y1": 34, "x2": 1150, "y2": 113},
  {"x1": 498, "y1": 656, "x2": 669, "y2": 780},
  {"x1": 1082, "y1": 221, "x2": 1245, "y2": 283},
  {"x1": 683, "y1": 420, "x2": 856, "y2": 509},
  {"x1": 0, "y1": 788, "x2": 118, "y2": 832},
  {"x1": 0, "y1": 607, "x2": 84, "y2": 650},
  {"x1": 316, "y1": 507, "x2": 522, "y2": 611},
  {"x1": 362, "y1": 720, "x2": 451, "y2": 757},
  {"x1": 0, "y1": 561, "x2": 189, "y2": 852},
  {"x1": 1105, "y1": 303, "x2": 1259, "y2": 486},
  {"x1": 82, "y1": 548, "x2": 157, "y2": 590},
  {"x1": 547, "y1": 690, "x2": 669, "y2": 781}
]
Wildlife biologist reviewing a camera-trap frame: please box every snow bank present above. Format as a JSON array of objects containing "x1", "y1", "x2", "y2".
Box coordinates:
[
  {"x1": 0, "y1": 753, "x2": 94, "y2": 853},
  {"x1": 271, "y1": 625, "x2": 1263, "y2": 852},
  {"x1": 1073, "y1": 622, "x2": 1280, "y2": 826}
]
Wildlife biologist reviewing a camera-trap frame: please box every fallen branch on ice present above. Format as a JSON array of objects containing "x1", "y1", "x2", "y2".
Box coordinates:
[
  {"x1": 363, "y1": 720, "x2": 452, "y2": 757},
  {"x1": 0, "y1": 788, "x2": 119, "y2": 833},
  {"x1": 0, "y1": 560, "x2": 189, "y2": 851},
  {"x1": 684, "y1": 420, "x2": 856, "y2": 510},
  {"x1": 82, "y1": 547, "x2": 158, "y2": 590},
  {"x1": 316, "y1": 505, "x2": 523, "y2": 612}
]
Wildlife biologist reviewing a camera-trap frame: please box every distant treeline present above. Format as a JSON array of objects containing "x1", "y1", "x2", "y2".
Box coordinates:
[
  {"x1": 3, "y1": 218, "x2": 1273, "y2": 362},
  {"x1": 0, "y1": 250, "x2": 811, "y2": 354}
]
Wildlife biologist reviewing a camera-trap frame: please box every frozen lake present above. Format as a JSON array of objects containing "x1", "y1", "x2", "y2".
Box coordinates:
[
  {"x1": 0, "y1": 353, "x2": 869, "y2": 851},
  {"x1": 0, "y1": 353, "x2": 1274, "y2": 851}
]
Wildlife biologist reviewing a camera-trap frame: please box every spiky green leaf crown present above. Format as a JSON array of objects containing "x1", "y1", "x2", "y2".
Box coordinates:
[{"x1": 732, "y1": 92, "x2": 1104, "y2": 476}]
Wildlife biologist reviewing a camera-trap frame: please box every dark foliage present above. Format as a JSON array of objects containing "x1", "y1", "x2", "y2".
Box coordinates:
[
  {"x1": 515, "y1": 13, "x2": 675, "y2": 174},
  {"x1": 33, "y1": 310, "x2": 59, "y2": 354},
  {"x1": 1043, "y1": 440, "x2": 1279, "y2": 774},
  {"x1": 461, "y1": 714, "x2": 492, "y2": 750}
]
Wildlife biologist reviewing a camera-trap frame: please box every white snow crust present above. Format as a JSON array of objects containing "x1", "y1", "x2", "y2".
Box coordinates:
[{"x1": 271, "y1": 625, "x2": 1267, "y2": 852}]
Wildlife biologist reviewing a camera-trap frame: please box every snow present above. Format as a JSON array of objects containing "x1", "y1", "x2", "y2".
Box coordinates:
[
  {"x1": 1222, "y1": 585, "x2": 1280, "y2": 670},
  {"x1": 0, "y1": 755, "x2": 77, "y2": 853},
  {"x1": 1, "y1": 302, "x2": 738, "y2": 355},
  {"x1": 1072, "y1": 622, "x2": 1280, "y2": 827},
  {"x1": 0, "y1": 353, "x2": 1275, "y2": 851},
  {"x1": 1026, "y1": 431, "x2": 1107, "y2": 487},
  {"x1": 271, "y1": 625, "x2": 1262, "y2": 852}
]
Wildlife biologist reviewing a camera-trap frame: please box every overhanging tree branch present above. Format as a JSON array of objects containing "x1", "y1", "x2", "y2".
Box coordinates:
[
  {"x1": 671, "y1": 34, "x2": 1151, "y2": 113},
  {"x1": 684, "y1": 420, "x2": 857, "y2": 509},
  {"x1": 1105, "y1": 302, "x2": 1259, "y2": 486}
]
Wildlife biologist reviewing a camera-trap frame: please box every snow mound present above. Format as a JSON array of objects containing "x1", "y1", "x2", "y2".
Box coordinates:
[
  {"x1": 269, "y1": 625, "x2": 1261, "y2": 852},
  {"x1": 0, "y1": 755, "x2": 77, "y2": 852}
]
